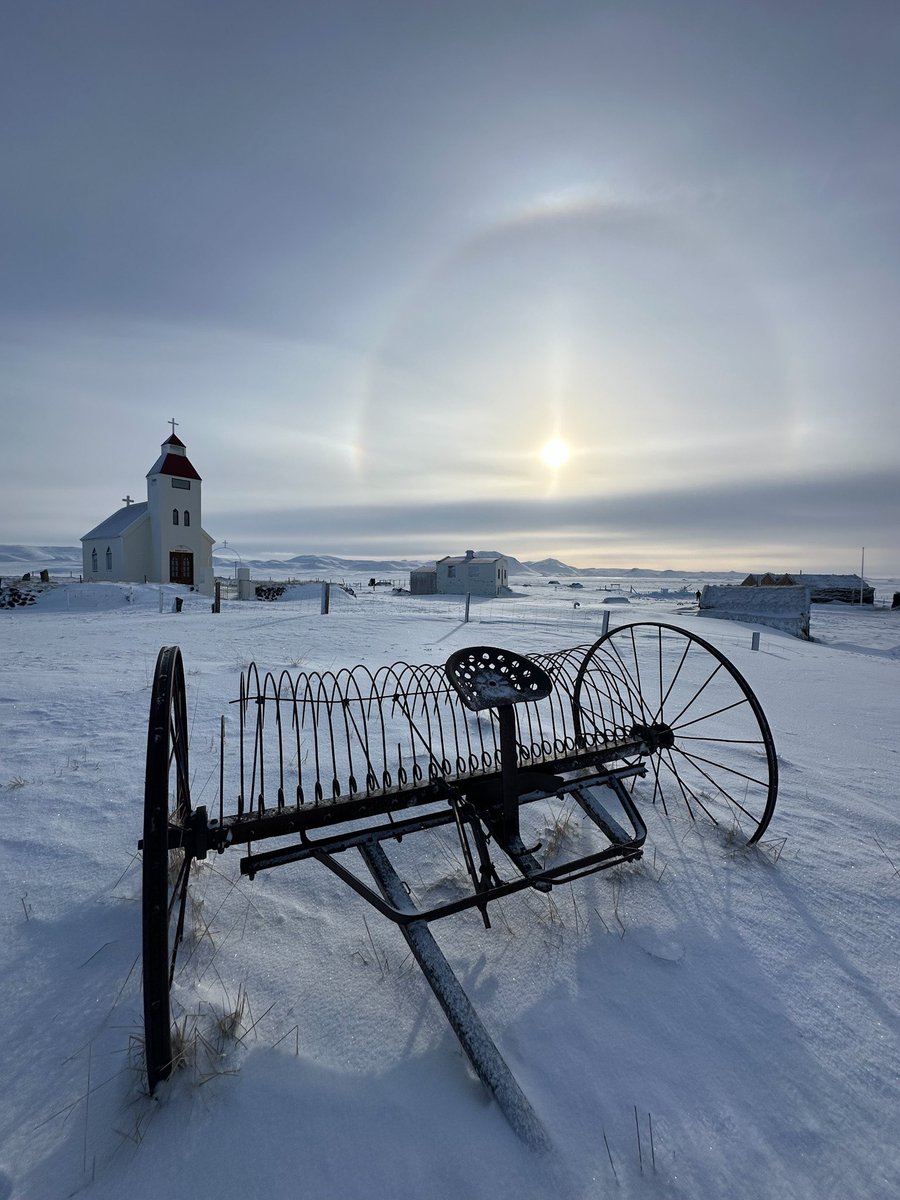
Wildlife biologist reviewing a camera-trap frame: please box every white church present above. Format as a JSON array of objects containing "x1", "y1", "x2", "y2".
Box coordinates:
[{"x1": 81, "y1": 428, "x2": 215, "y2": 596}]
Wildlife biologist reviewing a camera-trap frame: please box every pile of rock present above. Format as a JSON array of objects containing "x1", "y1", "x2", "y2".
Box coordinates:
[
  {"x1": 255, "y1": 583, "x2": 287, "y2": 602},
  {"x1": 0, "y1": 581, "x2": 50, "y2": 608}
]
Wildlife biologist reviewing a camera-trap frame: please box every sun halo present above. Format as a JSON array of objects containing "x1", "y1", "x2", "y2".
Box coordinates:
[{"x1": 540, "y1": 437, "x2": 571, "y2": 469}]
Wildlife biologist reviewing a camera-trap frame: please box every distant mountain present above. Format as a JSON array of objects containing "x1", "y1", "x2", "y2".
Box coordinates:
[
  {"x1": 214, "y1": 553, "x2": 423, "y2": 576},
  {"x1": 0, "y1": 544, "x2": 82, "y2": 564},
  {"x1": 523, "y1": 557, "x2": 580, "y2": 577},
  {"x1": 2, "y1": 544, "x2": 748, "y2": 580},
  {"x1": 282, "y1": 554, "x2": 424, "y2": 573}
]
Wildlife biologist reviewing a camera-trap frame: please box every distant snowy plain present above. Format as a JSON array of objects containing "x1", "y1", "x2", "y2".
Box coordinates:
[{"x1": 1, "y1": 575, "x2": 898, "y2": 1199}]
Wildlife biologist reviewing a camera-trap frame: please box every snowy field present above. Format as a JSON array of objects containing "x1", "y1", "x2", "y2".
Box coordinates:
[{"x1": 1, "y1": 581, "x2": 898, "y2": 1199}]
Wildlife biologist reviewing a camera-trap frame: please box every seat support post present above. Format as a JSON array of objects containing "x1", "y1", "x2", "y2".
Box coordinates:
[{"x1": 497, "y1": 705, "x2": 521, "y2": 845}]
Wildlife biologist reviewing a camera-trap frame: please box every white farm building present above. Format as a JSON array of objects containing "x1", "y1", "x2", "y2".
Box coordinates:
[
  {"x1": 81, "y1": 430, "x2": 215, "y2": 596},
  {"x1": 424, "y1": 551, "x2": 510, "y2": 597}
]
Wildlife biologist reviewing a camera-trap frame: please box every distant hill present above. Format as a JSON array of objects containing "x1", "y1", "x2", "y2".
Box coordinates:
[
  {"x1": 215, "y1": 553, "x2": 425, "y2": 576},
  {"x1": 0, "y1": 544, "x2": 746, "y2": 580},
  {"x1": 0, "y1": 544, "x2": 83, "y2": 565},
  {"x1": 524, "y1": 557, "x2": 579, "y2": 577}
]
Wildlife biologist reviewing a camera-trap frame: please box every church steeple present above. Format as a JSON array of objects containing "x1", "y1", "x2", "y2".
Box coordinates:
[{"x1": 147, "y1": 431, "x2": 201, "y2": 480}]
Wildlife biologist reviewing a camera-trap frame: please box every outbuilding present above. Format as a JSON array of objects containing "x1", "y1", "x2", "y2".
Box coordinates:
[
  {"x1": 741, "y1": 572, "x2": 873, "y2": 604},
  {"x1": 409, "y1": 564, "x2": 438, "y2": 595},
  {"x1": 432, "y1": 551, "x2": 509, "y2": 597}
]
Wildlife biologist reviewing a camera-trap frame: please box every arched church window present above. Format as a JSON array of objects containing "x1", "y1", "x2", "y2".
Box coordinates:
[
  {"x1": 105, "y1": 547, "x2": 112, "y2": 570},
  {"x1": 91, "y1": 548, "x2": 98, "y2": 572},
  {"x1": 183, "y1": 510, "x2": 190, "y2": 527},
  {"x1": 173, "y1": 508, "x2": 179, "y2": 525}
]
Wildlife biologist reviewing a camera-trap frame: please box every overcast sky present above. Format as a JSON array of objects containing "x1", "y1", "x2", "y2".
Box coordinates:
[{"x1": 2, "y1": 1, "x2": 898, "y2": 572}]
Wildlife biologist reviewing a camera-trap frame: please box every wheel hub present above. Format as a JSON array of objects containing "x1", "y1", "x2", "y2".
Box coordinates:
[{"x1": 631, "y1": 722, "x2": 676, "y2": 753}]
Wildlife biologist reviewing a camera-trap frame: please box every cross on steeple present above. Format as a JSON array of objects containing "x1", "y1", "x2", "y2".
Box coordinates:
[
  {"x1": 122, "y1": 494, "x2": 134, "y2": 506},
  {"x1": 169, "y1": 418, "x2": 179, "y2": 438}
]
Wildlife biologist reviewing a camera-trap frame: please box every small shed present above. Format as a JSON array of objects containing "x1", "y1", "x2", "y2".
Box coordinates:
[
  {"x1": 434, "y1": 551, "x2": 509, "y2": 597},
  {"x1": 409, "y1": 565, "x2": 437, "y2": 595}
]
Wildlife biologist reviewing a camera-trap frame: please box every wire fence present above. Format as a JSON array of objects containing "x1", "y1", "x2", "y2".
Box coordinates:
[{"x1": 216, "y1": 579, "x2": 648, "y2": 641}]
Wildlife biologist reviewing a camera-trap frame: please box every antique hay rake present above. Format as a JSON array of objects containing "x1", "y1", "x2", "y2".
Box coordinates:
[{"x1": 141, "y1": 622, "x2": 777, "y2": 1144}]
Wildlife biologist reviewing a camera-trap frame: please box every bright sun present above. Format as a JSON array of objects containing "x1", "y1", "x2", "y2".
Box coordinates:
[{"x1": 540, "y1": 437, "x2": 570, "y2": 469}]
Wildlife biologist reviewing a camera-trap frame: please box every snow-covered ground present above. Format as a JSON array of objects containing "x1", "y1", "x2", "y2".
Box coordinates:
[{"x1": 1, "y1": 582, "x2": 898, "y2": 1199}]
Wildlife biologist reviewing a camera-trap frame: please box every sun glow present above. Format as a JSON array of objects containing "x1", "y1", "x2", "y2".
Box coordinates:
[{"x1": 540, "y1": 437, "x2": 571, "y2": 469}]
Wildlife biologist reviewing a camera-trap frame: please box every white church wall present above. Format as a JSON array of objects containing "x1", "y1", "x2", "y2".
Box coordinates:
[
  {"x1": 82, "y1": 519, "x2": 152, "y2": 585},
  {"x1": 81, "y1": 538, "x2": 104, "y2": 582},
  {"x1": 122, "y1": 521, "x2": 153, "y2": 583}
]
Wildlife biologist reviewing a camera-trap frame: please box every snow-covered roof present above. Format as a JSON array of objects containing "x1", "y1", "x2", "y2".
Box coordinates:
[
  {"x1": 745, "y1": 572, "x2": 867, "y2": 588},
  {"x1": 438, "y1": 554, "x2": 506, "y2": 567},
  {"x1": 789, "y1": 574, "x2": 867, "y2": 588},
  {"x1": 80, "y1": 502, "x2": 149, "y2": 541}
]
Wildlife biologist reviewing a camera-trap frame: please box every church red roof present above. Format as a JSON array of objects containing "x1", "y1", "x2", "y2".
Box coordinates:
[
  {"x1": 149, "y1": 453, "x2": 202, "y2": 481},
  {"x1": 164, "y1": 433, "x2": 186, "y2": 448}
]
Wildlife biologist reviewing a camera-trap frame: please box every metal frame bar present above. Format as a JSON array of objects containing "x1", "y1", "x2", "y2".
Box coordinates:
[
  {"x1": 235, "y1": 764, "x2": 647, "y2": 924},
  {"x1": 359, "y1": 840, "x2": 551, "y2": 1150}
]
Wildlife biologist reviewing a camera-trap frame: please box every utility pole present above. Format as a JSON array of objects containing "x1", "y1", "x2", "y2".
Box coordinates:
[{"x1": 859, "y1": 547, "x2": 865, "y2": 605}]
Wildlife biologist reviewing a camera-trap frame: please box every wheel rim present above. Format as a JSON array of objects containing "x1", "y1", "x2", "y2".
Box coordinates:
[
  {"x1": 573, "y1": 622, "x2": 778, "y2": 844},
  {"x1": 142, "y1": 645, "x2": 192, "y2": 1092}
]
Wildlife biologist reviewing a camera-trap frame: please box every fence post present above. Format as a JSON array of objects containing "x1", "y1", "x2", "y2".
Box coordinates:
[
  {"x1": 751, "y1": 631, "x2": 760, "y2": 651},
  {"x1": 213, "y1": 580, "x2": 221, "y2": 614},
  {"x1": 321, "y1": 581, "x2": 330, "y2": 615},
  {"x1": 601, "y1": 610, "x2": 610, "y2": 637},
  {"x1": 464, "y1": 593, "x2": 471, "y2": 623}
]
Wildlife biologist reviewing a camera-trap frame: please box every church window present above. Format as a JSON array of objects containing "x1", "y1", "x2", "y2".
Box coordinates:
[
  {"x1": 91, "y1": 548, "x2": 98, "y2": 572},
  {"x1": 173, "y1": 508, "x2": 179, "y2": 525},
  {"x1": 105, "y1": 547, "x2": 112, "y2": 571},
  {"x1": 183, "y1": 510, "x2": 190, "y2": 527},
  {"x1": 172, "y1": 478, "x2": 191, "y2": 490}
]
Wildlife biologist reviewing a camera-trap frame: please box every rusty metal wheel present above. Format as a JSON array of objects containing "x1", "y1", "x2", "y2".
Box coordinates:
[
  {"x1": 142, "y1": 645, "x2": 193, "y2": 1093},
  {"x1": 573, "y1": 622, "x2": 778, "y2": 844}
]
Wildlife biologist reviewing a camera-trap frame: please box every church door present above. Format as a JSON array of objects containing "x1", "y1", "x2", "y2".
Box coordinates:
[{"x1": 169, "y1": 552, "x2": 194, "y2": 586}]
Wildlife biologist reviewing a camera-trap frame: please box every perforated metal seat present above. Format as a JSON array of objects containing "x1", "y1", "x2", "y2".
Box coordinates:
[{"x1": 444, "y1": 646, "x2": 553, "y2": 712}]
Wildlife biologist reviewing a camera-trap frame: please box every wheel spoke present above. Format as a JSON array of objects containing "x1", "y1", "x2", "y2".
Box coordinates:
[
  {"x1": 671, "y1": 695, "x2": 749, "y2": 732},
  {"x1": 665, "y1": 662, "x2": 724, "y2": 729},
  {"x1": 652, "y1": 639, "x2": 692, "y2": 725},
  {"x1": 659, "y1": 745, "x2": 718, "y2": 825},
  {"x1": 167, "y1": 852, "x2": 190, "y2": 920},
  {"x1": 672, "y1": 745, "x2": 771, "y2": 790},
  {"x1": 669, "y1": 748, "x2": 765, "y2": 824},
  {"x1": 675, "y1": 735, "x2": 766, "y2": 746},
  {"x1": 169, "y1": 863, "x2": 191, "y2": 986}
]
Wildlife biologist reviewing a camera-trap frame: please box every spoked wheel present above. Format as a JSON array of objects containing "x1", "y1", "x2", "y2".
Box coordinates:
[
  {"x1": 573, "y1": 622, "x2": 777, "y2": 844},
  {"x1": 142, "y1": 645, "x2": 193, "y2": 1093}
]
